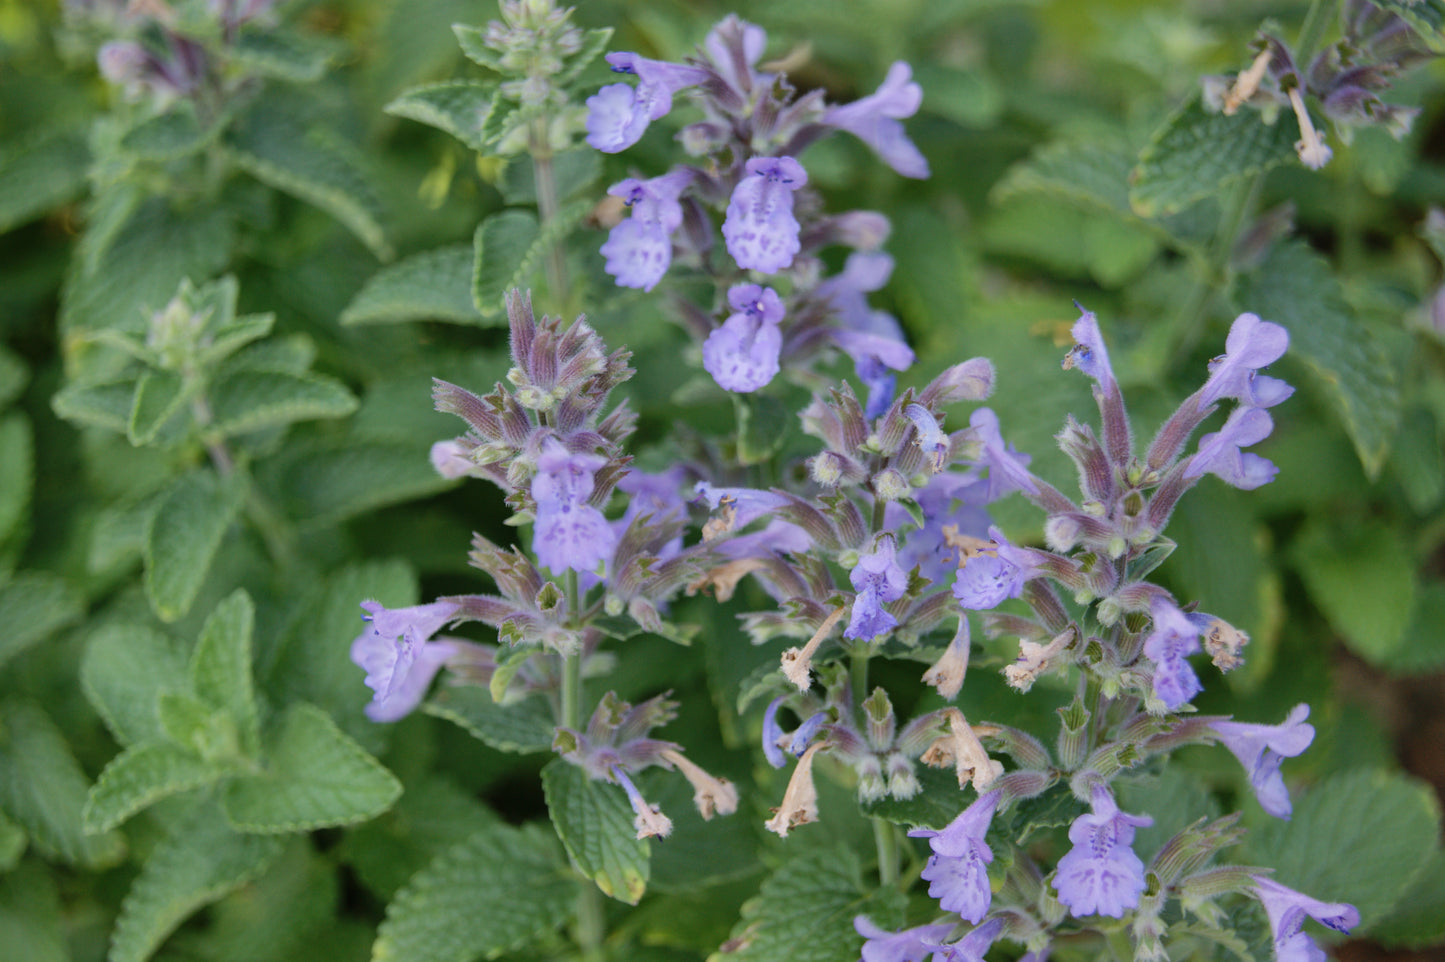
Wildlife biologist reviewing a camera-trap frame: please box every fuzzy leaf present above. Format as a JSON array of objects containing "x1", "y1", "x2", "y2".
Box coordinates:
[
  {"x1": 120, "y1": 105, "x2": 225, "y2": 162},
  {"x1": 0, "y1": 345, "x2": 26, "y2": 409},
  {"x1": 143, "y1": 469, "x2": 246, "y2": 622},
  {"x1": 207, "y1": 370, "x2": 358, "y2": 437},
  {"x1": 471, "y1": 202, "x2": 589, "y2": 316},
  {"x1": 1372, "y1": 1, "x2": 1445, "y2": 53},
  {"x1": 452, "y1": 24, "x2": 503, "y2": 70},
  {"x1": 109, "y1": 801, "x2": 284, "y2": 962},
  {"x1": 423, "y1": 685, "x2": 555, "y2": 754},
  {"x1": 191, "y1": 590, "x2": 261, "y2": 754},
  {"x1": 1371, "y1": 847, "x2": 1445, "y2": 948},
  {"x1": 1291, "y1": 516, "x2": 1416, "y2": 664},
  {"x1": 0, "y1": 572, "x2": 84, "y2": 671},
  {"x1": 0, "y1": 807, "x2": 23, "y2": 872},
  {"x1": 341, "y1": 245, "x2": 487, "y2": 326},
  {"x1": 499, "y1": 148, "x2": 600, "y2": 205},
  {"x1": 52, "y1": 377, "x2": 141, "y2": 434},
  {"x1": 82, "y1": 742, "x2": 228, "y2": 833},
  {"x1": 1378, "y1": 583, "x2": 1445, "y2": 675},
  {"x1": 259, "y1": 441, "x2": 453, "y2": 527},
  {"x1": 81, "y1": 624, "x2": 189, "y2": 747},
  {"x1": 373, "y1": 822, "x2": 571, "y2": 962},
  {"x1": 557, "y1": 28, "x2": 613, "y2": 84},
  {"x1": 128, "y1": 369, "x2": 192, "y2": 446},
  {"x1": 384, "y1": 81, "x2": 498, "y2": 152},
  {"x1": 0, "y1": 862, "x2": 69, "y2": 962},
  {"x1": 1239, "y1": 241, "x2": 1402, "y2": 477},
  {"x1": 0, "y1": 129, "x2": 88, "y2": 233},
  {"x1": 0, "y1": 415, "x2": 32, "y2": 549},
  {"x1": 221, "y1": 703, "x2": 401, "y2": 832},
  {"x1": 230, "y1": 28, "x2": 338, "y2": 82},
  {"x1": 0, "y1": 702, "x2": 126, "y2": 869},
  {"x1": 1130, "y1": 94, "x2": 1297, "y2": 217},
  {"x1": 542, "y1": 759, "x2": 650, "y2": 905},
  {"x1": 227, "y1": 110, "x2": 391, "y2": 260}
]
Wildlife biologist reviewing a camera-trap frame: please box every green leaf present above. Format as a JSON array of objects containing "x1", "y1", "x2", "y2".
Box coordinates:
[
  {"x1": 1130, "y1": 94, "x2": 1297, "y2": 217},
  {"x1": 230, "y1": 28, "x2": 339, "y2": 82},
  {"x1": 52, "y1": 377, "x2": 141, "y2": 434},
  {"x1": 0, "y1": 808, "x2": 25, "y2": 872},
  {"x1": 915, "y1": 61, "x2": 1003, "y2": 128},
  {"x1": 120, "y1": 105, "x2": 226, "y2": 162},
  {"x1": 109, "y1": 801, "x2": 285, "y2": 962},
  {"x1": 259, "y1": 441, "x2": 453, "y2": 527},
  {"x1": 0, "y1": 701, "x2": 126, "y2": 869},
  {"x1": 423, "y1": 685, "x2": 555, "y2": 754},
  {"x1": 1378, "y1": 583, "x2": 1445, "y2": 675},
  {"x1": 989, "y1": 779, "x2": 1088, "y2": 847},
  {"x1": 157, "y1": 691, "x2": 236, "y2": 761},
  {"x1": 373, "y1": 823, "x2": 572, "y2": 962},
  {"x1": 0, "y1": 572, "x2": 84, "y2": 671},
  {"x1": 0, "y1": 345, "x2": 27, "y2": 409},
  {"x1": 1372, "y1": 1, "x2": 1445, "y2": 53},
  {"x1": 128, "y1": 369, "x2": 193, "y2": 446},
  {"x1": 144, "y1": 469, "x2": 246, "y2": 622},
  {"x1": 191, "y1": 590, "x2": 261, "y2": 755},
  {"x1": 557, "y1": 28, "x2": 613, "y2": 85},
  {"x1": 736, "y1": 392, "x2": 790, "y2": 466},
  {"x1": 471, "y1": 202, "x2": 590, "y2": 316},
  {"x1": 542, "y1": 759, "x2": 650, "y2": 904},
  {"x1": 452, "y1": 24, "x2": 503, "y2": 70},
  {"x1": 341, "y1": 245, "x2": 487, "y2": 326},
  {"x1": 82, "y1": 742, "x2": 227, "y2": 833},
  {"x1": 0, "y1": 862, "x2": 70, "y2": 962},
  {"x1": 861, "y1": 764, "x2": 975, "y2": 830},
  {"x1": 207, "y1": 370, "x2": 358, "y2": 437},
  {"x1": 226, "y1": 110, "x2": 392, "y2": 260},
  {"x1": 500, "y1": 148, "x2": 600, "y2": 205},
  {"x1": 202, "y1": 838, "x2": 340, "y2": 962},
  {"x1": 384, "y1": 81, "x2": 499, "y2": 152},
  {"x1": 1242, "y1": 768, "x2": 1441, "y2": 929},
  {"x1": 1371, "y1": 846, "x2": 1445, "y2": 948},
  {"x1": 714, "y1": 846, "x2": 906, "y2": 962},
  {"x1": 1291, "y1": 516, "x2": 1417, "y2": 664},
  {"x1": 221, "y1": 703, "x2": 401, "y2": 833},
  {"x1": 1389, "y1": 406, "x2": 1443, "y2": 513},
  {"x1": 81, "y1": 624, "x2": 190, "y2": 747},
  {"x1": 0, "y1": 129, "x2": 88, "y2": 234},
  {"x1": 1238, "y1": 241, "x2": 1402, "y2": 477}
]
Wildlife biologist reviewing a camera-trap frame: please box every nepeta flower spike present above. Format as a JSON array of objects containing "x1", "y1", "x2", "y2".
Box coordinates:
[{"x1": 702, "y1": 284, "x2": 785, "y2": 392}]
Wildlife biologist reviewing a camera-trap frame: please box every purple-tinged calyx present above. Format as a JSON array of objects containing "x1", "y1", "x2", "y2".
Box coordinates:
[
  {"x1": 1052, "y1": 783, "x2": 1152, "y2": 918},
  {"x1": 1210, "y1": 704, "x2": 1314, "y2": 819},
  {"x1": 723, "y1": 156, "x2": 807, "y2": 272},
  {"x1": 822, "y1": 61, "x2": 930, "y2": 179},
  {"x1": 904, "y1": 404, "x2": 951, "y2": 472}
]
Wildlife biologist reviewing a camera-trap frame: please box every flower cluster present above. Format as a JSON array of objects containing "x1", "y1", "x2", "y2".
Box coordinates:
[{"x1": 586, "y1": 16, "x2": 926, "y2": 405}]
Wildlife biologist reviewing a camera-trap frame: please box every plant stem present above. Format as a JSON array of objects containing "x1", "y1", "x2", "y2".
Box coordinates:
[
  {"x1": 1294, "y1": 0, "x2": 1334, "y2": 68},
  {"x1": 575, "y1": 879, "x2": 606, "y2": 962},
  {"x1": 873, "y1": 816, "x2": 900, "y2": 887},
  {"x1": 561, "y1": 568, "x2": 583, "y2": 730},
  {"x1": 530, "y1": 119, "x2": 569, "y2": 310}
]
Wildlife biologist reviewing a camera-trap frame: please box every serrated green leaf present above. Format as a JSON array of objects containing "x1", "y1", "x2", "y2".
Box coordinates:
[
  {"x1": 471, "y1": 201, "x2": 590, "y2": 316},
  {"x1": 341, "y1": 245, "x2": 487, "y2": 326},
  {"x1": 77, "y1": 183, "x2": 144, "y2": 277},
  {"x1": 1389, "y1": 406, "x2": 1443, "y2": 512},
  {"x1": 120, "y1": 105, "x2": 226, "y2": 162},
  {"x1": 0, "y1": 414, "x2": 33, "y2": 550},
  {"x1": 500, "y1": 148, "x2": 600, "y2": 205},
  {"x1": 0, "y1": 701, "x2": 126, "y2": 869},
  {"x1": 230, "y1": 28, "x2": 338, "y2": 82},
  {"x1": 157, "y1": 691, "x2": 236, "y2": 760},
  {"x1": 0, "y1": 573, "x2": 84, "y2": 671},
  {"x1": 1130, "y1": 94, "x2": 1297, "y2": 217},
  {"x1": 989, "y1": 779, "x2": 1087, "y2": 847},
  {"x1": 423, "y1": 686, "x2": 555, "y2": 754},
  {"x1": 83, "y1": 742, "x2": 228, "y2": 833},
  {"x1": 222, "y1": 703, "x2": 401, "y2": 832},
  {"x1": 0, "y1": 808, "x2": 25, "y2": 871},
  {"x1": 259, "y1": 441, "x2": 453, "y2": 527},
  {"x1": 0, "y1": 129, "x2": 88, "y2": 234},
  {"x1": 90, "y1": 494, "x2": 163, "y2": 572},
  {"x1": 82, "y1": 624, "x2": 190, "y2": 747},
  {"x1": 1372, "y1": 847, "x2": 1445, "y2": 948},
  {"x1": 542, "y1": 759, "x2": 650, "y2": 904},
  {"x1": 557, "y1": 27, "x2": 613, "y2": 84},
  {"x1": 144, "y1": 469, "x2": 246, "y2": 622},
  {"x1": 203, "y1": 838, "x2": 340, "y2": 962},
  {"x1": 1379, "y1": 583, "x2": 1445, "y2": 675},
  {"x1": 0, "y1": 862, "x2": 69, "y2": 962},
  {"x1": 1239, "y1": 241, "x2": 1401, "y2": 477},
  {"x1": 373, "y1": 822, "x2": 572, "y2": 962},
  {"x1": 452, "y1": 24, "x2": 503, "y2": 70},
  {"x1": 1291, "y1": 516, "x2": 1416, "y2": 664},
  {"x1": 109, "y1": 800, "x2": 285, "y2": 962},
  {"x1": 1373, "y1": 1, "x2": 1445, "y2": 53},
  {"x1": 1242, "y1": 769, "x2": 1441, "y2": 929},
  {"x1": 860, "y1": 764, "x2": 976, "y2": 830},
  {"x1": 128, "y1": 369, "x2": 193, "y2": 446},
  {"x1": 226, "y1": 110, "x2": 392, "y2": 260},
  {"x1": 995, "y1": 139, "x2": 1135, "y2": 214},
  {"x1": 191, "y1": 590, "x2": 260, "y2": 755},
  {"x1": 52, "y1": 377, "x2": 142, "y2": 433},
  {"x1": 1115, "y1": 767, "x2": 1221, "y2": 861},
  {"x1": 735, "y1": 392, "x2": 790, "y2": 466},
  {"x1": 712, "y1": 846, "x2": 905, "y2": 962},
  {"x1": 384, "y1": 81, "x2": 499, "y2": 152},
  {"x1": 915, "y1": 61, "x2": 1003, "y2": 128},
  {"x1": 199, "y1": 313, "x2": 276, "y2": 369},
  {"x1": 207, "y1": 370, "x2": 358, "y2": 437}
]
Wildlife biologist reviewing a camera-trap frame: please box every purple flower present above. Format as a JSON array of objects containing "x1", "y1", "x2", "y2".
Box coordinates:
[
  {"x1": 703, "y1": 17, "x2": 768, "y2": 93},
  {"x1": 952, "y1": 526, "x2": 1037, "y2": 610},
  {"x1": 694, "y1": 482, "x2": 789, "y2": 529},
  {"x1": 817, "y1": 252, "x2": 895, "y2": 327},
  {"x1": 905, "y1": 404, "x2": 951, "y2": 471},
  {"x1": 835, "y1": 328, "x2": 915, "y2": 419},
  {"x1": 761, "y1": 696, "x2": 789, "y2": 768},
  {"x1": 1185, "y1": 406, "x2": 1279, "y2": 489},
  {"x1": 886, "y1": 474, "x2": 990, "y2": 589},
  {"x1": 584, "y1": 52, "x2": 708, "y2": 153},
  {"x1": 1142, "y1": 597, "x2": 1204, "y2": 709},
  {"x1": 854, "y1": 917, "x2": 955, "y2": 962},
  {"x1": 1063, "y1": 307, "x2": 1115, "y2": 386},
  {"x1": 1197, "y1": 313, "x2": 1293, "y2": 411},
  {"x1": 1211, "y1": 704, "x2": 1315, "y2": 819},
  {"x1": 845, "y1": 535, "x2": 909, "y2": 642},
  {"x1": 532, "y1": 439, "x2": 617, "y2": 574},
  {"x1": 788, "y1": 711, "x2": 829, "y2": 755},
  {"x1": 1052, "y1": 784, "x2": 1152, "y2": 918},
  {"x1": 600, "y1": 169, "x2": 693, "y2": 291},
  {"x1": 350, "y1": 601, "x2": 460, "y2": 722},
  {"x1": 968, "y1": 408, "x2": 1039, "y2": 500},
  {"x1": 935, "y1": 918, "x2": 1004, "y2": 962},
  {"x1": 823, "y1": 62, "x2": 930, "y2": 179},
  {"x1": 1253, "y1": 877, "x2": 1359, "y2": 962},
  {"x1": 908, "y1": 790, "x2": 1000, "y2": 922},
  {"x1": 723, "y1": 156, "x2": 807, "y2": 272},
  {"x1": 702, "y1": 284, "x2": 785, "y2": 392}
]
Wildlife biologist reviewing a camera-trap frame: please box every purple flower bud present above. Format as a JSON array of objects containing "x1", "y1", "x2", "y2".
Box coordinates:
[
  {"x1": 904, "y1": 404, "x2": 950, "y2": 471},
  {"x1": 702, "y1": 284, "x2": 785, "y2": 392},
  {"x1": 823, "y1": 61, "x2": 930, "y2": 179},
  {"x1": 350, "y1": 601, "x2": 460, "y2": 722},
  {"x1": 907, "y1": 790, "x2": 1000, "y2": 922},
  {"x1": 845, "y1": 535, "x2": 908, "y2": 642},
  {"x1": 853, "y1": 917, "x2": 955, "y2": 962},
  {"x1": 761, "y1": 696, "x2": 788, "y2": 768},
  {"x1": 1142, "y1": 597, "x2": 1204, "y2": 709},
  {"x1": 1211, "y1": 704, "x2": 1314, "y2": 818},
  {"x1": 1197, "y1": 313, "x2": 1293, "y2": 411},
  {"x1": 1062, "y1": 306, "x2": 1116, "y2": 386},
  {"x1": 969, "y1": 408, "x2": 1039, "y2": 500},
  {"x1": 1185, "y1": 406, "x2": 1279, "y2": 489},
  {"x1": 703, "y1": 16, "x2": 768, "y2": 94},
  {"x1": 1052, "y1": 784, "x2": 1152, "y2": 918},
  {"x1": 723, "y1": 156, "x2": 807, "y2": 272},
  {"x1": 935, "y1": 918, "x2": 1004, "y2": 962},
  {"x1": 601, "y1": 169, "x2": 693, "y2": 290},
  {"x1": 789, "y1": 711, "x2": 830, "y2": 756},
  {"x1": 1254, "y1": 877, "x2": 1359, "y2": 962}
]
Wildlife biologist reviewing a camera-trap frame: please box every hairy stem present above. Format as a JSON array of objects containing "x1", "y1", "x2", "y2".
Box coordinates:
[
  {"x1": 530, "y1": 119, "x2": 569, "y2": 309},
  {"x1": 561, "y1": 568, "x2": 583, "y2": 730},
  {"x1": 873, "y1": 816, "x2": 900, "y2": 887}
]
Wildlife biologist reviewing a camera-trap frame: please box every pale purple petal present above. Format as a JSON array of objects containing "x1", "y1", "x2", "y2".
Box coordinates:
[
  {"x1": 723, "y1": 156, "x2": 807, "y2": 272},
  {"x1": 823, "y1": 62, "x2": 930, "y2": 178},
  {"x1": 1142, "y1": 597, "x2": 1204, "y2": 709},
  {"x1": 936, "y1": 918, "x2": 1004, "y2": 962},
  {"x1": 534, "y1": 501, "x2": 617, "y2": 574},
  {"x1": 909, "y1": 791, "x2": 1000, "y2": 922},
  {"x1": 702, "y1": 312, "x2": 782, "y2": 392},
  {"x1": 1254, "y1": 877, "x2": 1359, "y2": 962},
  {"x1": 1212, "y1": 704, "x2": 1314, "y2": 819},
  {"x1": 1197, "y1": 313, "x2": 1292, "y2": 410},
  {"x1": 1186, "y1": 407, "x2": 1279, "y2": 489},
  {"x1": 1052, "y1": 785, "x2": 1151, "y2": 918},
  {"x1": 585, "y1": 82, "x2": 650, "y2": 152},
  {"x1": 969, "y1": 408, "x2": 1039, "y2": 499},
  {"x1": 1064, "y1": 307, "x2": 1115, "y2": 385},
  {"x1": 854, "y1": 917, "x2": 955, "y2": 962}
]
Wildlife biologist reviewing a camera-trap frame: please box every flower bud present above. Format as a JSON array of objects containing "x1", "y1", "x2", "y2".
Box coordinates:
[{"x1": 872, "y1": 467, "x2": 911, "y2": 502}]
